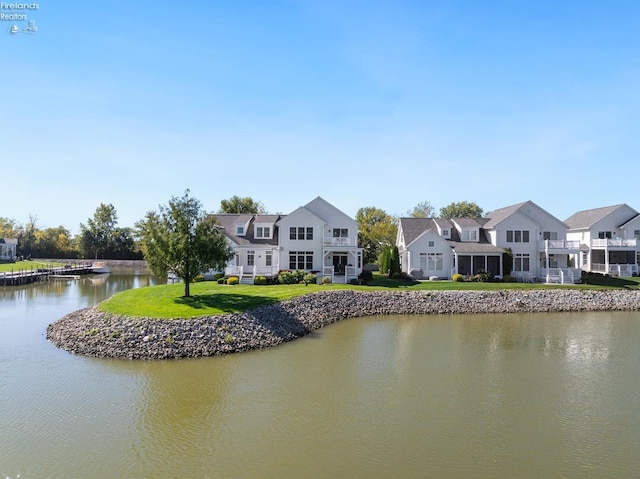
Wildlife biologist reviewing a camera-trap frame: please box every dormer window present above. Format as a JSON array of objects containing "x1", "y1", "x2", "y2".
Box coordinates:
[
  {"x1": 462, "y1": 229, "x2": 478, "y2": 241},
  {"x1": 441, "y1": 229, "x2": 450, "y2": 238},
  {"x1": 235, "y1": 224, "x2": 245, "y2": 236},
  {"x1": 255, "y1": 226, "x2": 271, "y2": 239}
]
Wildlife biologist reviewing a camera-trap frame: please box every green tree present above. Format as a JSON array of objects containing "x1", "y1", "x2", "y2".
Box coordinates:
[
  {"x1": 218, "y1": 196, "x2": 266, "y2": 214},
  {"x1": 389, "y1": 246, "x2": 401, "y2": 277},
  {"x1": 439, "y1": 201, "x2": 483, "y2": 218},
  {"x1": 356, "y1": 207, "x2": 398, "y2": 265},
  {"x1": 0, "y1": 217, "x2": 20, "y2": 238},
  {"x1": 407, "y1": 201, "x2": 435, "y2": 218},
  {"x1": 380, "y1": 246, "x2": 392, "y2": 274},
  {"x1": 33, "y1": 226, "x2": 77, "y2": 258},
  {"x1": 136, "y1": 190, "x2": 234, "y2": 297},
  {"x1": 79, "y1": 204, "x2": 119, "y2": 259}
]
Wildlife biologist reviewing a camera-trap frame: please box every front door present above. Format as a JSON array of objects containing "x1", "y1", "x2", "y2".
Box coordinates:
[{"x1": 333, "y1": 254, "x2": 347, "y2": 274}]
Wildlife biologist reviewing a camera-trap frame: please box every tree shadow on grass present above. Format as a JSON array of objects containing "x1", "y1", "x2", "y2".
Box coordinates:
[
  {"x1": 581, "y1": 274, "x2": 640, "y2": 289},
  {"x1": 174, "y1": 292, "x2": 280, "y2": 313}
]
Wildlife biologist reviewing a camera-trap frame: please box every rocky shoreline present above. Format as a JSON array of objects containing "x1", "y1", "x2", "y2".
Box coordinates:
[{"x1": 46, "y1": 289, "x2": 640, "y2": 360}]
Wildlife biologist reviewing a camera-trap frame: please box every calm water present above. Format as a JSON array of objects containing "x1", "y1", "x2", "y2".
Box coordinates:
[{"x1": 1, "y1": 272, "x2": 640, "y2": 478}]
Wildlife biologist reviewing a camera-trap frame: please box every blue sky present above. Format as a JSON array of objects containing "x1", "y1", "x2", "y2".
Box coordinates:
[{"x1": 3, "y1": 1, "x2": 640, "y2": 233}]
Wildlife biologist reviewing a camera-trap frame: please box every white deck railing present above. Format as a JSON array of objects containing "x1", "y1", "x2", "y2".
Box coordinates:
[
  {"x1": 591, "y1": 238, "x2": 637, "y2": 248},
  {"x1": 591, "y1": 263, "x2": 638, "y2": 276},
  {"x1": 323, "y1": 237, "x2": 358, "y2": 247},
  {"x1": 323, "y1": 265, "x2": 359, "y2": 283},
  {"x1": 539, "y1": 240, "x2": 580, "y2": 251}
]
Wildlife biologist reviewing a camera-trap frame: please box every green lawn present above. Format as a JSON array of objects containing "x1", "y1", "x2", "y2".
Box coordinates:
[
  {"x1": 0, "y1": 260, "x2": 66, "y2": 273},
  {"x1": 99, "y1": 273, "x2": 640, "y2": 319}
]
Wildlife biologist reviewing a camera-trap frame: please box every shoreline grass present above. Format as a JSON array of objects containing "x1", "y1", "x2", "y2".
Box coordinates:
[
  {"x1": 99, "y1": 273, "x2": 640, "y2": 319},
  {"x1": 0, "y1": 260, "x2": 67, "y2": 273}
]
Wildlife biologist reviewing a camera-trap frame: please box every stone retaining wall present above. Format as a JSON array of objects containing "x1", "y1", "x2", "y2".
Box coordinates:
[{"x1": 46, "y1": 289, "x2": 640, "y2": 360}]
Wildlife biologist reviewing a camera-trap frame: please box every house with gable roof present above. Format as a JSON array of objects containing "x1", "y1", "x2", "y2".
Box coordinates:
[
  {"x1": 277, "y1": 196, "x2": 363, "y2": 283},
  {"x1": 484, "y1": 201, "x2": 581, "y2": 283},
  {"x1": 397, "y1": 200, "x2": 582, "y2": 283},
  {"x1": 565, "y1": 204, "x2": 640, "y2": 276},
  {"x1": 210, "y1": 197, "x2": 363, "y2": 284},
  {"x1": 397, "y1": 216, "x2": 503, "y2": 280}
]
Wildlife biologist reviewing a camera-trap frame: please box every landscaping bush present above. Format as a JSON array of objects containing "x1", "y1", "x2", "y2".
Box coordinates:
[
  {"x1": 472, "y1": 270, "x2": 493, "y2": 282},
  {"x1": 213, "y1": 273, "x2": 224, "y2": 281},
  {"x1": 192, "y1": 274, "x2": 205, "y2": 283},
  {"x1": 350, "y1": 278, "x2": 359, "y2": 285},
  {"x1": 277, "y1": 270, "x2": 298, "y2": 284},
  {"x1": 452, "y1": 273, "x2": 464, "y2": 282},
  {"x1": 217, "y1": 278, "x2": 226, "y2": 284},
  {"x1": 254, "y1": 276, "x2": 267, "y2": 285},
  {"x1": 302, "y1": 273, "x2": 317, "y2": 286},
  {"x1": 227, "y1": 276, "x2": 239, "y2": 285},
  {"x1": 358, "y1": 270, "x2": 373, "y2": 284},
  {"x1": 321, "y1": 276, "x2": 331, "y2": 284}
]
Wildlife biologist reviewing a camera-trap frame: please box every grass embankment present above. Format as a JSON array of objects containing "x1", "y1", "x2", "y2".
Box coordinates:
[
  {"x1": 99, "y1": 273, "x2": 640, "y2": 319},
  {"x1": 0, "y1": 260, "x2": 66, "y2": 273}
]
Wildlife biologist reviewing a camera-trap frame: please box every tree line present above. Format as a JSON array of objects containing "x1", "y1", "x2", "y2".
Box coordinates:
[{"x1": 1, "y1": 195, "x2": 482, "y2": 268}]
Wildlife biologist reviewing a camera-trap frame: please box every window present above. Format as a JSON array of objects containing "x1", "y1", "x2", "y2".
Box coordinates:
[
  {"x1": 290, "y1": 227, "x2": 312, "y2": 240},
  {"x1": 543, "y1": 231, "x2": 558, "y2": 240},
  {"x1": 255, "y1": 226, "x2": 271, "y2": 239},
  {"x1": 265, "y1": 250, "x2": 272, "y2": 267},
  {"x1": 247, "y1": 250, "x2": 255, "y2": 266},
  {"x1": 462, "y1": 229, "x2": 477, "y2": 241},
  {"x1": 514, "y1": 253, "x2": 530, "y2": 272},
  {"x1": 333, "y1": 228, "x2": 348, "y2": 238},
  {"x1": 289, "y1": 251, "x2": 313, "y2": 270},
  {"x1": 598, "y1": 231, "x2": 613, "y2": 239},
  {"x1": 420, "y1": 252, "x2": 443, "y2": 271},
  {"x1": 235, "y1": 225, "x2": 245, "y2": 235},
  {"x1": 428, "y1": 253, "x2": 443, "y2": 270},
  {"x1": 635, "y1": 230, "x2": 640, "y2": 240},
  {"x1": 507, "y1": 230, "x2": 530, "y2": 243},
  {"x1": 428, "y1": 241, "x2": 435, "y2": 247},
  {"x1": 441, "y1": 229, "x2": 450, "y2": 237}
]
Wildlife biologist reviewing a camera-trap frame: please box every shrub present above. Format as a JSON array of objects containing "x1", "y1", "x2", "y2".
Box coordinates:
[
  {"x1": 321, "y1": 276, "x2": 331, "y2": 284},
  {"x1": 254, "y1": 276, "x2": 267, "y2": 285},
  {"x1": 227, "y1": 276, "x2": 239, "y2": 285},
  {"x1": 472, "y1": 270, "x2": 493, "y2": 282},
  {"x1": 192, "y1": 274, "x2": 205, "y2": 283},
  {"x1": 278, "y1": 270, "x2": 298, "y2": 284},
  {"x1": 213, "y1": 273, "x2": 224, "y2": 281},
  {"x1": 350, "y1": 278, "x2": 359, "y2": 285},
  {"x1": 217, "y1": 278, "x2": 226, "y2": 284},
  {"x1": 452, "y1": 273, "x2": 464, "y2": 282},
  {"x1": 358, "y1": 270, "x2": 373, "y2": 284},
  {"x1": 302, "y1": 273, "x2": 317, "y2": 286}
]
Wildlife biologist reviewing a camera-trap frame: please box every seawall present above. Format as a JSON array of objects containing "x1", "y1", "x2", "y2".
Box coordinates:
[{"x1": 46, "y1": 289, "x2": 640, "y2": 360}]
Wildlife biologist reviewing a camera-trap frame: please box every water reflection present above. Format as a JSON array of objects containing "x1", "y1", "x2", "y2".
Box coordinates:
[{"x1": 2, "y1": 276, "x2": 640, "y2": 478}]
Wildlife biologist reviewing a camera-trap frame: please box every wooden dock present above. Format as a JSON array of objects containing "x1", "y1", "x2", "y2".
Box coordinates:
[{"x1": 1, "y1": 264, "x2": 95, "y2": 286}]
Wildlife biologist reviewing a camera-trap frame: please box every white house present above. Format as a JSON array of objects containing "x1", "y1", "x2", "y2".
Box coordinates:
[
  {"x1": 565, "y1": 204, "x2": 640, "y2": 276},
  {"x1": 277, "y1": 197, "x2": 363, "y2": 283},
  {"x1": 210, "y1": 197, "x2": 363, "y2": 284},
  {"x1": 397, "y1": 200, "x2": 582, "y2": 283},
  {"x1": 210, "y1": 213, "x2": 283, "y2": 283},
  {"x1": 397, "y1": 217, "x2": 503, "y2": 280},
  {"x1": 484, "y1": 201, "x2": 581, "y2": 283},
  {"x1": 0, "y1": 238, "x2": 17, "y2": 261}
]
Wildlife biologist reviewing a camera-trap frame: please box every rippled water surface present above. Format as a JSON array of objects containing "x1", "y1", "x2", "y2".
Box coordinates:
[{"x1": 1, "y1": 273, "x2": 640, "y2": 478}]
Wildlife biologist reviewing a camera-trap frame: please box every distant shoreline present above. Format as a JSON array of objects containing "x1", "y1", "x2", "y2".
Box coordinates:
[{"x1": 46, "y1": 289, "x2": 640, "y2": 360}]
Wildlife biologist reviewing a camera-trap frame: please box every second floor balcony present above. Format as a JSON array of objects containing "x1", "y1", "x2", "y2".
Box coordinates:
[
  {"x1": 539, "y1": 240, "x2": 581, "y2": 252},
  {"x1": 591, "y1": 238, "x2": 637, "y2": 249},
  {"x1": 323, "y1": 236, "x2": 358, "y2": 247}
]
